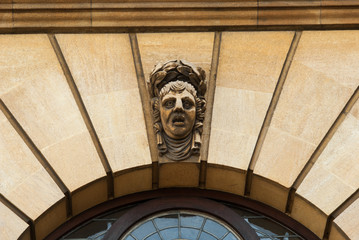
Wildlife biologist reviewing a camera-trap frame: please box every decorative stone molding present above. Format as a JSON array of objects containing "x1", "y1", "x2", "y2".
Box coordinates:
[{"x1": 1, "y1": 1, "x2": 359, "y2": 30}]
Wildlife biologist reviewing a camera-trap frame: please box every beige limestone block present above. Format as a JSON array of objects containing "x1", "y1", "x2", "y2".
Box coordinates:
[
  {"x1": 352, "y1": 99, "x2": 359, "y2": 120},
  {"x1": 0, "y1": 10, "x2": 12, "y2": 28},
  {"x1": 329, "y1": 223, "x2": 349, "y2": 240},
  {"x1": 92, "y1": 10, "x2": 256, "y2": 28},
  {"x1": 255, "y1": 31, "x2": 359, "y2": 187},
  {"x1": 55, "y1": 34, "x2": 137, "y2": 96},
  {"x1": 137, "y1": 32, "x2": 214, "y2": 87},
  {"x1": 0, "y1": 202, "x2": 29, "y2": 240},
  {"x1": 297, "y1": 109, "x2": 359, "y2": 214},
  {"x1": 0, "y1": 35, "x2": 105, "y2": 192},
  {"x1": 159, "y1": 162, "x2": 199, "y2": 188},
  {"x1": 250, "y1": 175, "x2": 289, "y2": 212},
  {"x1": 42, "y1": 132, "x2": 104, "y2": 191},
  {"x1": 291, "y1": 195, "x2": 327, "y2": 238},
  {"x1": 0, "y1": 111, "x2": 64, "y2": 220},
  {"x1": 56, "y1": 34, "x2": 151, "y2": 172},
  {"x1": 205, "y1": 165, "x2": 245, "y2": 196},
  {"x1": 5, "y1": 168, "x2": 64, "y2": 219},
  {"x1": 14, "y1": 0, "x2": 89, "y2": 3},
  {"x1": 258, "y1": 8, "x2": 320, "y2": 25},
  {"x1": 268, "y1": 63, "x2": 354, "y2": 144},
  {"x1": 82, "y1": 91, "x2": 150, "y2": 170},
  {"x1": 18, "y1": 228, "x2": 31, "y2": 240},
  {"x1": 216, "y1": 32, "x2": 294, "y2": 92},
  {"x1": 209, "y1": 87, "x2": 273, "y2": 169},
  {"x1": 335, "y1": 198, "x2": 359, "y2": 240},
  {"x1": 71, "y1": 177, "x2": 107, "y2": 215},
  {"x1": 114, "y1": 166, "x2": 152, "y2": 197},
  {"x1": 34, "y1": 198, "x2": 67, "y2": 240},
  {"x1": 254, "y1": 126, "x2": 316, "y2": 187},
  {"x1": 297, "y1": 165, "x2": 355, "y2": 215},
  {"x1": 322, "y1": 8, "x2": 359, "y2": 25},
  {"x1": 14, "y1": 10, "x2": 91, "y2": 28},
  {"x1": 208, "y1": 32, "x2": 293, "y2": 169},
  {"x1": 292, "y1": 31, "x2": 359, "y2": 89}
]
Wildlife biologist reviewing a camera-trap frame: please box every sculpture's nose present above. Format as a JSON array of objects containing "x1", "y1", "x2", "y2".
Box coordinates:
[{"x1": 174, "y1": 98, "x2": 184, "y2": 112}]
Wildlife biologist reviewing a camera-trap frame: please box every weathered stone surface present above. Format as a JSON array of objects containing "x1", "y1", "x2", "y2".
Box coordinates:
[
  {"x1": 159, "y1": 163, "x2": 199, "y2": 188},
  {"x1": 0, "y1": 111, "x2": 64, "y2": 219},
  {"x1": 291, "y1": 195, "x2": 327, "y2": 238},
  {"x1": 208, "y1": 31, "x2": 294, "y2": 169},
  {"x1": 250, "y1": 175, "x2": 289, "y2": 212},
  {"x1": 34, "y1": 199, "x2": 67, "y2": 240},
  {"x1": 258, "y1": 7, "x2": 320, "y2": 25},
  {"x1": 335, "y1": 199, "x2": 359, "y2": 240},
  {"x1": 0, "y1": 35, "x2": 105, "y2": 192},
  {"x1": 298, "y1": 105, "x2": 359, "y2": 214},
  {"x1": 0, "y1": 202, "x2": 29, "y2": 240},
  {"x1": 114, "y1": 167, "x2": 152, "y2": 197},
  {"x1": 322, "y1": 7, "x2": 359, "y2": 24},
  {"x1": 137, "y1": 32, "x2": 214, "y2": 88},
  {"x1": 14, "y1": 10, "x2": 91, "y2": 28},
  {"x1": 255, "y1": 31, "x2": 359, "y2": 187},
  {"x1": 56, "y1": 34, "x2": 151, "y2": 172},
  {"x1": 205, "y1": 165, "x2": 245, "y2": 196},
  {"x1": 329, "y1": 223, "x2": 349, "y2": 240},
  {"x1": 0, "y1": 10, "x2": 11, "y2": 28},
  {"x1": 71, "y1": 178, "x2": 107, "y2": 215},
  {"x1": 92, "y1": 9, "x2": 256, "y2": 27}
]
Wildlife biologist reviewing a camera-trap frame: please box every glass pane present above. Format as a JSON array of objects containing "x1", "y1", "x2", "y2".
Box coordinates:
[
  {"x1": 154, "y1": 214, "x2": 178, "y2": 230},
  {"x1": 124, "y1": 236, "x2": 135, "y2": 240},
  {"x1": 203, "y1": 219, "x2": 228, "y2": 239},
  {"x1": 180, "y1": 214, "x2": 204, "y2": 229},
  {"x1": 246, "y1": 218, "x2": 296, "y2": 237},
  {"x1": 145, "y1": 233, "x2": 161, "y2": 240},
  {"x1": 64, "y1": 221, "x2": 113, "y2": 238},
  {"x1": 132, "y1": 221, "x2": 156, "y2": 239},
  {"x1": 89, "y1": 232, "x2": 106, "y2": 240},
  {"x1": 276, "y1": 237, "x2": 302, "y2": 240},
  {"x1": 255, "y1": 231, "x2": 266, "y2": 237},
  {"x1": 160, "y1": 227, "x2": 179, "y2": 239},
  {"x1": 223, "y1": 232, "x2": 239, "y2": 240},
  {"x1": 181, "y1": 227, "x2": 200, "y2": 239},
  {"x1": 199, "y1": 231, "x2": 217, "y2": 240}
]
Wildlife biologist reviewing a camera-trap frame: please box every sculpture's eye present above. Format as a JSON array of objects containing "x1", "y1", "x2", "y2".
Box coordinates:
[
  {"x1": 164, "y1": 100, "x2": 175, "y2": 109},
  {"x1": 183, "y1": 100, "x2": 194, "y2": 109}
]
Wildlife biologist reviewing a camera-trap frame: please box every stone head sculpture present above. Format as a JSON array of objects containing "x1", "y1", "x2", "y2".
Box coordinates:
[{"x1": 148, "y1": 60, "x2": 207, "y2": 161}]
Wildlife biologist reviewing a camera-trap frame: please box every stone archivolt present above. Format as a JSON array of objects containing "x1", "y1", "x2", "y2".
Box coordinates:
[{"x1": 0, "y1": 30, "x2": 358, "y2": 240}]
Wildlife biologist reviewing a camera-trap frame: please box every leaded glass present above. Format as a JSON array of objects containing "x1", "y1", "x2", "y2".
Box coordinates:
[
  {"x1": 60, "y1": 202, "x2": 306, "y2": 240},
  {"x1": 122, "y1": 211, "x2": 243, "y2": 240}
]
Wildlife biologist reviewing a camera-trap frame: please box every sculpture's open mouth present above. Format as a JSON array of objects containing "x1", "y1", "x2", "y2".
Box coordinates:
[{"x1": 172, "y1": 115, "x2": 185, "y2": 126}]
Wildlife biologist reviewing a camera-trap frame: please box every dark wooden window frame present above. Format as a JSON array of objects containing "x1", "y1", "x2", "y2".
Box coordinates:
[
  {"x1": 45, "y1": 188, "x2": 320, "y2": 240},
  {"x1": 103, "y1": 197, "x2": 259, "y2": 240}
]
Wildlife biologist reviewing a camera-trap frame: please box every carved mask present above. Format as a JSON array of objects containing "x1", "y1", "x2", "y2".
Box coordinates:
[
  {"x1": 160, "y1": 89, "x2": 196, "y2": 140},
  {"x1": 148, "y1": 60, "x2": 207, "y2": 161}
]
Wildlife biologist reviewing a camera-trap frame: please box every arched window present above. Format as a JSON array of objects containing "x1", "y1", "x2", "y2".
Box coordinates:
[{"x1": 50, "y1": 190, "x2": 319, "y2": 240}]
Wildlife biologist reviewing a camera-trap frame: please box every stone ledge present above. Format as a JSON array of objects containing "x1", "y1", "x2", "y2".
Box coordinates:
[{"x1": 0, "y1": 1, "x2": 358, "y2": 29}]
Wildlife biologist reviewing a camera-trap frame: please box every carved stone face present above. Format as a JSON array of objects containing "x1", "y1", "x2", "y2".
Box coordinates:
[{"x1": 160, "y1": 89, "x2": 196, "y2": 139}]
